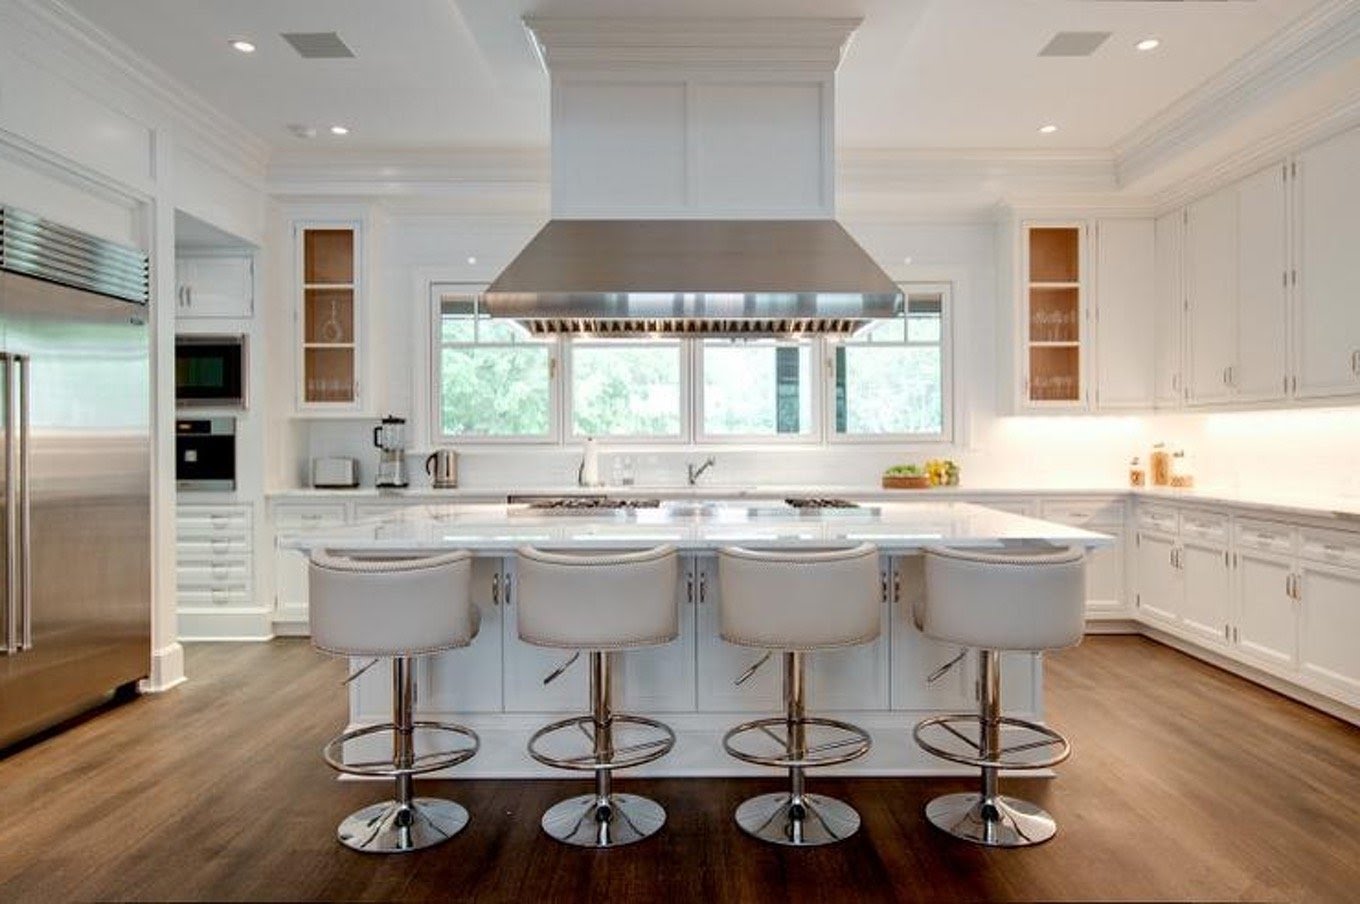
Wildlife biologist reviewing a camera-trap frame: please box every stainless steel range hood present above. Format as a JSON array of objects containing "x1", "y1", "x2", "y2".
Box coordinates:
[{"x1": 482, "y1": 219, "x2": 902, "y2": 337}]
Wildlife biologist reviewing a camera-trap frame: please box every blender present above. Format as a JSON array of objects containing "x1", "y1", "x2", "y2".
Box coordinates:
[{"x1": 373, "y1": 415, "x2": 410, "y2": 488}]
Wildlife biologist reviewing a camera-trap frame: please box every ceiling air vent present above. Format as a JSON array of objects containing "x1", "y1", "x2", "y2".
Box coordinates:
[
  {"x1": 280, "y1": 32, "x2": 355, "y2": 59},
  {"x1": 1039, "y1": 31, "x2": 1111, "y2": 57}
]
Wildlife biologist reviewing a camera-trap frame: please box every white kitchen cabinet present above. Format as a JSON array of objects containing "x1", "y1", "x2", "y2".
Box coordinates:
[
  {"x1": 1135, "y1": 529, "x2": 1181, "y2": 627},
  {"x1": 889, "y1": 555, "x2": 973, "y2": 711},
  {"x1": 1234, "y1": 164, "x2": 1289, "y2": 402},
  {"x1": 1018, "y1": 222, "x2": 1087, "y2": 410},
  {"x1": 1040, "y1": 498, "x2": 1127, "y2": 617},
  {"x1": 499, "y1": 559, "x2": 588, "y2": 713},
  {"x1": 1234, "y1": 548, "x2": 1297, "y2": 673},
  {"x1": 177, "y1": 503, "x2": 257, "y2": 639},
  {"x1": 695, "y1": 557, "x2": 783, "y2": 712},
  {"x1": 1093, "y1": 218, "x2": 1156, "y2": 408},
  {"x1": 1186, "y1": 186, "x2": 1238, "y2": 405},
  {"x1": 271, "y1": 503, "x2": 347, "y2": 625},
  {"x1": 295, "y1": 222, "x2": 363, "y2": 411},
  {"x1": 616, "y1": 558, "x2": 698, "y2": 712},
  {"x1": 175, "y1": 255, "x2": 253, "y2": 319},
  {"x1": 1179, "y1": 534, "x2": 1231, "y2": 647},
  {"x1": 1296, "y1": 560, "x2": 1360, "y2": 707},
  {"x1": 1293, "y1": 125, "x2": 1360, "y2": 400},
  {"x1": 1153, "y1": 211, "x2": 1186, "y2": 407}
]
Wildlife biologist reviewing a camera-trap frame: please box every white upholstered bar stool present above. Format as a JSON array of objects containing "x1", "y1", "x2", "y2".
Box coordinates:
[
  {"x1": 515, "y1": 545, "x2": 680, "y2": 848},
  {"x1": 309, "y1": 550, "x2": 481, "y2": 854},
  {"x1": 913, "y1": 545, "x2": 1086, "y2": 848},
  {"x1": 717, "y1": 543, "x2": 881, "y2": 847}
]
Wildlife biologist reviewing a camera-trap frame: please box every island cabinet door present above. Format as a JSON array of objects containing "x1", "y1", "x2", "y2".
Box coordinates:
[
  {"x1": 616, "y1": 558, "x2": 698, "y2": 713},
  {"x1": 889, "y1": 556, "x2": 975, "y2": 711},
  {"x1": 500, "y1": 558, "x2": 588, "y2": 713},
  {"x1": 695, "y1": 557, "x2": 783, "y2": 713},
  {"x1": 806, "y1": 561, "x2": 892, "y2": 711},
  {"x1": 413, "y1": 557, "x2": 504, "y2": 714}
]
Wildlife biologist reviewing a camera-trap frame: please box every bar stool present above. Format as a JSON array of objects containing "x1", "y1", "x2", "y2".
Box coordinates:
[
  {"x1": 309, "y1": 549, "x2": 481, "y2": 854},
  {"x1": 515, "y1": 544, "x2": 680, "y2": 848},
  {"x1": 717, "y1": 543, "x2": 881, "y2": 847},
  {"x1": 912, "y1": 545, "x2": 1086, "y2": 847}
]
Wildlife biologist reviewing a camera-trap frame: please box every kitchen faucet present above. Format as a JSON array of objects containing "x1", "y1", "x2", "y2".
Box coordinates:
[{"x1": 687, "y1": 456, "x2": 716, "y2": 486}]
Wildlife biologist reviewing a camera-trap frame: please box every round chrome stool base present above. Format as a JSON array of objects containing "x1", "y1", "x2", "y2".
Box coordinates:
[
  {"x1": 734, "y1": 792, "x2": 860, "y2": 847},
  {"x1": 541, "y1": 793, "x2": 666, "y2": 848},
  {"x1": 924, "y1": 792, "x2": 1057, "y2": 848},
  {"x1": 337, "y1": 797, "x2": 469, "y2": 854}
]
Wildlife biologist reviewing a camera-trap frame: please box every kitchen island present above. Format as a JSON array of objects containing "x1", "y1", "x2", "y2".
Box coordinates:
[{"x1": 283, "y1": 500, "x2": 1110, "y2": 776}]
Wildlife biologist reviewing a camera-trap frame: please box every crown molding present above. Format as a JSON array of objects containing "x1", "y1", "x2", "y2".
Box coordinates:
[
  {"x1": 839, "y1": 148, "x2": 1118, "y2": 196},
  {"x1": 1113, "y1": 0, "x2": 1360, "y2": 188},
  {"x1": 1151, "y1": 92, "x2": 1360, "y2": 214},
  {"x1": 18, "y1": 0, "x2": 269, "y2": 185},
  {"x1": 524, "y1": 17, "x2": 862, "y2": 74}
]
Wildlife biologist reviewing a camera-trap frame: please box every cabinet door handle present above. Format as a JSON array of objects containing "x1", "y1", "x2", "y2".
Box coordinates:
[
  {"x1": 686, "y1": 572, "x2": 694, "y2": 604},
  {"x1": 491, "y1": 572, "x2": 500, "y2": 606},
  {"x1": 697, "y1": 571, "x2": 706, "y2": 604},
  {"x1": 502, "y1": 574, "x2": 511, "y2": 606}
]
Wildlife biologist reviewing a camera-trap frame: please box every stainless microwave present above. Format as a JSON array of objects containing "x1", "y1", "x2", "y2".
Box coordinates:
[{"x1": 175, "y1": 334, "x2": 246, "y2": 408}]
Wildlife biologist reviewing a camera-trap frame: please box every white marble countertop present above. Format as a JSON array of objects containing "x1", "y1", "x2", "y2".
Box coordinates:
[{"x1": 278, "y1": 500, "x2": 1112, "y2": 555}]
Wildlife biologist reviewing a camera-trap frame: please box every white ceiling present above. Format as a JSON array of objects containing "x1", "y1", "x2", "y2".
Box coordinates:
[{"x1": 69, "y1": 0, "x2": 1320, "y2": 152}]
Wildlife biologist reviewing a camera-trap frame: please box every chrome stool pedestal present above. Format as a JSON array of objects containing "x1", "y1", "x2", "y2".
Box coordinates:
[
  {"x1": 528, "y1": 651, "x2": 673, "y2": 847},
  {"x1": 723, "y1": 651, "x2": 871, "y2": 847},
  {"x1": 913, "y1": 650, "x2": 1071, "y2": 848},
  {"x1": 324, "y1": 656, "x2": 479, "y2": 854}
]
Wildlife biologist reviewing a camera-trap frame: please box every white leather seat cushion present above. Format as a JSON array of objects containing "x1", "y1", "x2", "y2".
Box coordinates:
[
  {"x1": 718, "y1": 544, "x2": 881, "y2": 651},
  {"x1": 516, "y1": 545, "x2": 679, "y2": 650},
  {"x1": 918, "y1": 545, "x2": 1086, "y2": 652},
  {"x1": 309, "y1": 550, "x2": 478, "y2": 656}
]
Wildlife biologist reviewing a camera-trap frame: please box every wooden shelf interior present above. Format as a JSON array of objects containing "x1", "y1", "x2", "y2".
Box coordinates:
[
  {"x1": 303, "y1": 347, "x2": 356, "y2": 403},
  {"x1": 304, "y1": 229, "x2": 354, "y2": 285},
  {"x1": 1028, "y1": 227, "x2": 1079, "y2": 283},
  {"x1": 1029, "y1": 346, "x2": 1080, "y2": 401},
  {"x1": 1028, "y1": 286, "x2": 1080, "y2": 343},
  {"x1": 304, "y1": 289, "x2": 355, "y2": 344}
]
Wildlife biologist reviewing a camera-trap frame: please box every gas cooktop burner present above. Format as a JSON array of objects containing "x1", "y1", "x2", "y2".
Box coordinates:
[
  {"x1": 784, "y1": 497, "x2": 861, "y2": 510},
  {"x1": 526, "y1": 497, "x2": 662, "y2": 510}
]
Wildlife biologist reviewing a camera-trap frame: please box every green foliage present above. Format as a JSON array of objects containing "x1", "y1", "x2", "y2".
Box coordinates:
[
  {"x1": 441, "y1": 346, "x2": 550, "y2": 436},
  {"x1": 571, "y1": 345, "x2": 680, "y2": 436}
]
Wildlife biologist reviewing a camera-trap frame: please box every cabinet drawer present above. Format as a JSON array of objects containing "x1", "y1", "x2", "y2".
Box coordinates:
[
  {"x1": 1041, "y1": 498, "x2": 1125, "y2": 526},
  {"x1": 1137, "y1": 504, "x2": 1178, "y2": 533},
  {"x1": 352, "y1": 504, "x2": 407, "y2": 522},
  {"x1": 178, "y1": 586, "x2": 251, "y2": 608},
  {"x1": 1179, "y1": 511, "x2": 1228, "y2": 544},
  {"x1": 1234, "y1": 519, "x2": 1295, "y2": 555},
  {"x1": 177, "y1": 536, "x2": 250, "y2": 559},
  {"x1": 1299, "y1": 528, "x2": 1360, "y2": 569},
  {"x1": 177, "y1": 506, "x2": 250, "y2": 539},
  {"x1": 274, "y1": 504, "x2": 348, "y2": 530}
]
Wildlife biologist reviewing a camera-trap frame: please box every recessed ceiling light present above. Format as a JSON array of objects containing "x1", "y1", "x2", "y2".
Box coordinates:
[
  {"x1": 466, "y1": 256, "x2": 478, "y2": 265},
  {"x1": 230, "y1": 39, "x2": 256, "y2": 53},
  {"x1": 1039, "y1": 124, "x2": 1058, "y2": 134},
  {"x1": 902, "y1": 256, "x2": 913, "y2": 265},
  {"x1": 329, "y1": 125, "x2": 350, "y2": 136},
  {"x1": 1136, "y1": 37, "x2": 1161, "y2": 52}
]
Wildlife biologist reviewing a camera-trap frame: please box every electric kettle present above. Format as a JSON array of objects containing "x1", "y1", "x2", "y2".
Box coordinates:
[{"x1": 425, "y1": 448, "x2": 458, "y2": 489}]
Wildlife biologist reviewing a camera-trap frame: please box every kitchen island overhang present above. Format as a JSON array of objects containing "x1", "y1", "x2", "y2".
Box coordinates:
[{"x1": 282, "y1": 501, "x2": 1111, "y2": 777}]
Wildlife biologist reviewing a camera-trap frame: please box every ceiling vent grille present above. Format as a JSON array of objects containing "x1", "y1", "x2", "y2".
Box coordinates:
[
  {"x1": 280, "y1": 32, "x2": 355, "y2": 59},
  {"x1": 1039, "y1": 31, "x2": 1111, "y2": 57}
]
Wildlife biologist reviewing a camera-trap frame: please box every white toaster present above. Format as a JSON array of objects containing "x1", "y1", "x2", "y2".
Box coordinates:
[{"x1": 311, "y1": 457, "x2": 359, "y2": 489}]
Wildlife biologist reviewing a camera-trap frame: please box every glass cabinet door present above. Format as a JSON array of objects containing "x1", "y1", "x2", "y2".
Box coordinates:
[
  {"x1": 1024, "y1": 225, "x2": 1083, "y2": 406},
  {"x1": 300, "y1": 227, "x2": 357, "y2": 406}
]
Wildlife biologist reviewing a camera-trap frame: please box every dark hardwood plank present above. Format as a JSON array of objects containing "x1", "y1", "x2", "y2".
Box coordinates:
[{"x1": 0, "y1": 636, "x2": 1356, "y2": 902}]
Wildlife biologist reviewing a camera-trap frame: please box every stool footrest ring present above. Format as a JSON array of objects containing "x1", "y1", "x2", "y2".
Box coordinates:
[
  {"x1": 528, "y1": 713, "x2": 675, "y2": 773},
  {"x1": 323, "y1": 721, "x2": 480, "y2": 778},
  {"x1": 913, "y1": 714, "x2": 1070, "y2": 771},
  {"x1": 723, "y1": 716, "x2": 872, "y2": 769}
]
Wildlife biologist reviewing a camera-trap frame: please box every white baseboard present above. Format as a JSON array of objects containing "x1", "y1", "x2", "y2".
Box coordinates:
[
  {"x1": 177, "y1": 608, "x2": 275, "y2": 642},
  {"x1": 140, "y1": 641, "x2": 186, "y2": 693}
]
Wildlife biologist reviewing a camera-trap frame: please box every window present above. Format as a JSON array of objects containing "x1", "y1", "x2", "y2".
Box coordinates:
[
  {"x1": 434, "y1": 287, "x2": 555, "y2": 441},
  {"x1": 569, "y1": 341, "x2": 683, "y2": 439},
  {"x1": 700, "y1": 339, "x2": 815, "y2": 440},
  {"x1": 832, "y1": 288, "x2": 949, "y2": 440}
]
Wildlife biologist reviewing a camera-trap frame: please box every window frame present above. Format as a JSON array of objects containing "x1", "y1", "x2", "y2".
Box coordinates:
[
  {"x1": 564, "y1": 338, "x2": 691, "y2": 444},
  {"x1": 824, "y1": 282, "x2": 954, "y2": 446},
  {"x1": 429, "y1": 282, "x2": 561, "y2": 445},
  {"x1": 693, "y1": 337, "x2": 824, "y2": 445}
]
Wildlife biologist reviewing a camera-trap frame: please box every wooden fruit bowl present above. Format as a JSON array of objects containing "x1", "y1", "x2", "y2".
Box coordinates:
[{"x1": 882, "y1": 475, "x2": 932, "y2": 490}]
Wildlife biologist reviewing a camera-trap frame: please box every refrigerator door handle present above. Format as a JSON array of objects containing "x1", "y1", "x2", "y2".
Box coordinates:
[
  {"x1": 16, "y1": 355, "x2": 30, "y2": 650},
  {"x1": 1, "y1": 353, "x2": 15, "y2": 655}
]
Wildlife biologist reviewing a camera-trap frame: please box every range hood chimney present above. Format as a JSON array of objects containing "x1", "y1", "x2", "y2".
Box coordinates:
[{"x1": 484, "y1": 18, "x2": 901, "y2": 337}]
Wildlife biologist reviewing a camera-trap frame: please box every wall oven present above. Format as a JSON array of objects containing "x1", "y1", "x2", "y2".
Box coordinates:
[
  {"x1": 175, "y1": 334, "x2": 246, "y2": 408},
  {"x1": 176, "y1": 417, "x2": 236, "y2": 492}
]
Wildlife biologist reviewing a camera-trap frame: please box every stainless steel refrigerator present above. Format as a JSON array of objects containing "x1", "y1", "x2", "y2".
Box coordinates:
[{"x1": 0, "y1": 206, "x2": 151, "y2": 749}]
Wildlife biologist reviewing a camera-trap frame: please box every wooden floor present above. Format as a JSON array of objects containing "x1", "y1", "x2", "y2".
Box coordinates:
[{"x1": 1, "y1": 636, "x2": 1357, "y2": 902}]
